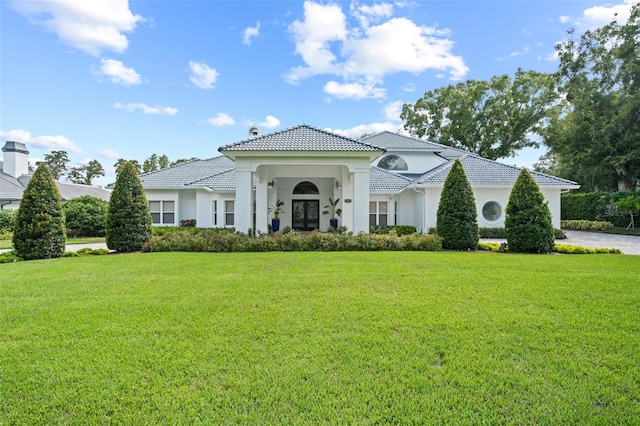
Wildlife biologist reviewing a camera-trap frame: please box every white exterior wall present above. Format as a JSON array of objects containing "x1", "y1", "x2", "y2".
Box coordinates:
[
  {"x1": 473, "y1": 187, "x2": 512, "y2": 228},
  {"x1": 541, "y1": 188, "x2": 562, "y2": 229}
]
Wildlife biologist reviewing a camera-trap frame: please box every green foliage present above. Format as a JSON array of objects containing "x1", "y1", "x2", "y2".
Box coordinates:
[
  {"x1": 561, "y1": 191, "x2": 640, "y2": 227},
  {"x1": 322, "y1": 197, "x2": 342, "y2": 219},
  {"x1": 554, "y1": 244, "x2": 621, "y2": 255},
  {"x1": 561, "y1": 220, "x2": 615, "y2": 231},
  {"x1": 479, "y1": 227, "x2": 566, "y2": 239},
  {"x1": 268, "y1": 199, "x2": 285, "y2": 220},
  {"x1": 62, "y1": 195, "x2": 109, "y2": 237},
  {"x1": 614, "y1": 195, "x2": 640, "y2": 229},
  {"x1": 402, "y1": 69, "x2": 559, "y2": 160},
  {"x1": 106, "y1": 161, "x2": 152, "y2": 252},
  {"x1": 142, "y1": 229, "x2": 442, "y2": 253},
  {"x1": 0, "y1": 250, "x2": 23, "y2": 263},
  {"x1": 12, "y1": 163, "x2": 66, "y2": 260},
  {"x1": 436, "y1": 159, "x2": 478, "y2": 250},
  {"x1": 505, "y1": 168, "x2": 555, "y2": 253},
  {"x1": 67, "y1": 159, "x2": 105, "y2": 185},
  {"x1": 42, "y1": 150, "x2": 69, "y2": 180},
  {"x1": 370, "y1": 225, "x2": 417, "y2": 236},
  {"x1": 547, "y1": 4, "x2": 640, "y2": 191},
  {"x1": 0, "y1": 209, "x2": 17, "y2": 233}
]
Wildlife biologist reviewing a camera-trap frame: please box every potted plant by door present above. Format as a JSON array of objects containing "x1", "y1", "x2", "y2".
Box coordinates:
[
  {"x1": 323, "y1": 197, "x2": 342, "y2": 229},
  {"x1": 268, "y1": 199, "x2": 285, "y2": 232}
]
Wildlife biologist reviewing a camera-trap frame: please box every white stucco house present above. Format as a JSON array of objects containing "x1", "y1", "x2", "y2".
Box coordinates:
[
  {"x1": 0, "y1": 141, "x2": 112, "y2": 210},
  {"x1": 139, "y1": 125, "x2": 579, "y2": 234}
]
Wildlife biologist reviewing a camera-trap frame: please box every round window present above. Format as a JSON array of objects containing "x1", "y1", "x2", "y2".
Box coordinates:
[{"x1": 482, "y1": 201, "x2": 501, "y2": 222}]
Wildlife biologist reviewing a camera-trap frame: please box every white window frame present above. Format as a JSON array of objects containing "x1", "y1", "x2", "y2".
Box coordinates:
[
  {"x1": 213, "y1": 200, "x2": 218, "y2": 226},
  {"x1": 369, "y1": 201, "x2": 388, "y2": 227},
  {"x1": 225, "y1": 200, "x2": 235, "y2": 226},
  {"x1": 149, "y1": 200, "x2": 176, "y2": 225}
]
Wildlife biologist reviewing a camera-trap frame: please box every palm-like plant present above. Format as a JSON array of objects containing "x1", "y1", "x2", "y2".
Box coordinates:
[{"x1": 323, "y1": 197, "x2": 342, "y2": 219}]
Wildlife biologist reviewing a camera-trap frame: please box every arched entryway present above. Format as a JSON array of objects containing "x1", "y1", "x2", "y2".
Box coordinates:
[{"x1": 292, "y1": 181, "x2": 320, "y2": 231}]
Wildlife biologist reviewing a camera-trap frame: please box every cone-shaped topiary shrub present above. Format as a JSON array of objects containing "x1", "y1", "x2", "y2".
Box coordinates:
[
  {"x1": 13, "y1": 163, "x2": 66, "y2": 260},
  {"x1": 505, "y1": 168, "x2": 555, "y2": 253},
  {"x1": 106, "y1": 160, "x2": 152, "y2": 252},
  {"x1": 436, "y1": 159, "x2": 479, "y2": 250}
]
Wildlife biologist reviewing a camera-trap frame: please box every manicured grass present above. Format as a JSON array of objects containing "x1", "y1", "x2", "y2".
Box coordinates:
[
  {"x1": 0, "y1": 236, "x2": 105, "y2": 250},
  {"x1": 1, "y1": 252, "x2": 639, "y2": 423}
]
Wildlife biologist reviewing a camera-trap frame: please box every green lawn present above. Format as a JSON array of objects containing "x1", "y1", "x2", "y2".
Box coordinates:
[{"x1": 1, "y1": 252, "x2": 639, "y2": 424}]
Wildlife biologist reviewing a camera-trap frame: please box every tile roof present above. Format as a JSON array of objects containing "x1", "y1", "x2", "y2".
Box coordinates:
[
  {"x1": 369, "y1": 167, "x2": 413, "y2": 192},
  {"x1": 417, "y1": 154, "x2": 580, "y2": 187},
  {"x1": 1, "y1": 171, "x2": 112, "y2": 202},
  {"x1": 0, "y1": 172, "x2": 25, "y2": 200},
  {"x1": 219, "y1": 124, "x2": 383, "y2": 152},
  {"x1": 187, "y1": 169, "x2": 239, "y2": 192},
  {"x1": 361, "y1": 132, "x2": 466, "y2": 159},
  {"x1": 140, "y1": 156, "x2": 235, "y2": 188}
]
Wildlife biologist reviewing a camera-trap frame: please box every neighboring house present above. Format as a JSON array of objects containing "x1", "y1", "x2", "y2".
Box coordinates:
[
  {"x1": 140, "y1": 125, "x2": 579, "y2": 233},
  {"x1": 0, "y1": 141, "x2": 111, "y2": 210}
]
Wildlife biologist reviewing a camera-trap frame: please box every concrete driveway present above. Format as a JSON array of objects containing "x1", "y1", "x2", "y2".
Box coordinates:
[{"x1": 482, "y1": 230, "x2": 639, "y2": 255}]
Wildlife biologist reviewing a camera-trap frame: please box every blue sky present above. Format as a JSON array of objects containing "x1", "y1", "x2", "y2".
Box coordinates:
[{"x1": 1, "y1": 0, "x2": 635, "y2": 186}]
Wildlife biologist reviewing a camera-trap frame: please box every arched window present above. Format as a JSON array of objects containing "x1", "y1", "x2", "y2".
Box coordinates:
[
  {"x1": 378, "y1": 155, "x2": 408, "y2": 171},
  {"x1": 293, "y1": 181, "x2": 319, "y2": 194}
]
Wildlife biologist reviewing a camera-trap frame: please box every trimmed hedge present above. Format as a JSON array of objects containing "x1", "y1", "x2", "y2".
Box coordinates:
[
  {"x1": 479, "y1": 227, "x2": 566, "y2": 239},
  {"x1": 505, "y1": 169, "x2": 555, "y2": 253},
  {"x1": 477, "y1": 241, "x2": 621, "y2": 254},
  {"x1": 561, "y1": 220, "x2": 614, "y2": 231},
  {"x1": 143, "y1": 230, "x2": 443, "y2": 253},
  {"x1": 106, "y1": 161, "x2": 152, "y2": 252},
  {"x1": 436, "y1": 159, "x2": 479, "y2": 250},
  {"x1": 562, "y1": 191, "x2": 640, "y2": 227},
  {"x1": 12, "y1": 163, "x2": 66, "y2": 260},
  {"x1": 63, "y1": 195, "x2": 108, "y2": 237},
  {"x1": 370, "y1": 225, "x2": 417, "y2": 236}
]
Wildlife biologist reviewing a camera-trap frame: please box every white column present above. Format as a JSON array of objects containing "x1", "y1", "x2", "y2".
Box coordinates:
[
  {"x1": 342, "y1": 170, "x2": 354, "y2": 232},
  {"x1": 255, "y1": 178, "x2": 268, "y2": 234},
  {"x1": 235, "y1": 166, "x2": 253, "y2": 233},
  {"x1": 352, "y1": 167, "x2": 370, "y2": 234}
]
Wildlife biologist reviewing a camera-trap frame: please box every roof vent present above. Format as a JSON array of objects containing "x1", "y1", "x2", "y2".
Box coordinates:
[{"x1": 248, "y1": 127, "x2": 261, "y2": 139}]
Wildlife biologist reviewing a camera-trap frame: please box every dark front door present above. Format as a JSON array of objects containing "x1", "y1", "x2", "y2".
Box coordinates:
[{"x1": 292, "y1": 200, "x2": 320, "y2": 231}]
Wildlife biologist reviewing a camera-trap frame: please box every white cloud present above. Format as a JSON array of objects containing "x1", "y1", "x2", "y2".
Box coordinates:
[
  {"x1": 351, "y1": 2, "x2": 394, "y2": 27},
  {"x1": 189, "y1": 61, "x2": 219, "y2": 89},
  {"x1": 324, "y1": 80, "x2": 385, "y2": 99},
  {"x1": 99, "y1": 149, "x2": 123, "y2": 159},
  {"x1": 208, "y1": 113, "x2": 235, "y2": 126},
  {"x1": 94, "y1": 58, "x2": 141, "y2": 85},
  {"x1": 383, "y1": 101, "x2": 404, "y2": 122},
  {"x1": 0, "y1": 129, "x2": 82, "y2": 153},
  {"x1": 11, "y1": 0, "x2": 144, "y2": 56},
  {"x1": 114, "y1": 103, "x2": 178, "y2": 115},
  {"x1": 510, "y1": 44, "x2": 531, "y2": 57},
  {"x1": 259, "y1": 115, "x2": 281, "y2": 128},
  {"x1": 559, "y1": 15, "x2": 570, "y2": 24},
  {"x1": 326, "y1": 122, "x2": 405, "y2": 139},
  {"x1": 243, "y1": 21, "x2": 261, "y2": 45},
  {"x1": 287, "y1": 1, "x2": 468, "y2": 99},
  {"x1": 577, "y1": 0, "x2": 633, "y2": 30}
]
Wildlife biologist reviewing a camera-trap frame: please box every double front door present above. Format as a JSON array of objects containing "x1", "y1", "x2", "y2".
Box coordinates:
[{"x1": 292, "y1": 200, "x2": 319, "y2": 231}]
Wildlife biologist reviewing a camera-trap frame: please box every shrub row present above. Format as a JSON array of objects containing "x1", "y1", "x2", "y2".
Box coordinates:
[
  {"x1": 561, "y1": 191, "x2": 640, "y2": 227},
  {"x1": 477, "y1": 241, "x2": 621, "y2": 254},
  {"x1": 369, "y1": 225, "x2": 417, "y2": 236},
  {"x1": 142, "y1": 230, "x2": 443, "y2": 253},
  {"x1": 479, "y1": 227, "x2": 566, "y2": 239},
  {"x1": 0, "y1": 210, "x2": 17, "y2": 234},
  {"x1": 0, "y1": 247, "x2": 110, "y2": 263},
  {"x1": 561, "y1": 220, "x2": 615, "y2": 231}
]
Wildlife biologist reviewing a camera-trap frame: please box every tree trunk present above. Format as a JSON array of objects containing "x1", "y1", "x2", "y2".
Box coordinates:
[{"x1": 616, "y1": 164, "x2": 634, "y2": 192}]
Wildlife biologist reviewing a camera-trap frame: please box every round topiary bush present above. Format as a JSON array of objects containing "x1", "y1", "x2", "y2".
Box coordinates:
[
  {"x1": 12, "y1": 163, "x2": 66, "y2": 260},
  {"x1": 63, "y1": 195, "x2": 109, "y2": 237},
  {"x1": 436, "y1": 159, "x2": 479, "y2": 250},
  {"x1": 106, "y1": 161, "x2": 152, "y2": 252},
  {"x1": 505, "y1": 168, "x2": 555, "y2": 253}
]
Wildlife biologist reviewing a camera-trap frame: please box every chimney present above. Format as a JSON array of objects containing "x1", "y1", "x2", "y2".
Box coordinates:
[{"x1": 2, "y1": 141, "x2": 29, "y2": 178}]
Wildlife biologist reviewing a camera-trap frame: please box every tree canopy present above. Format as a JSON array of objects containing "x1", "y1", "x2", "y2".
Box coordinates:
[
  {"x1": 544, "y1": 3, "x2": 640, "y2": 191},
  {"x1": 401, "y1": 69, "x2": 560, "y2": 160},
  {"x1": 42, "y1": 150, "x2": 70, "y2": 180}
]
